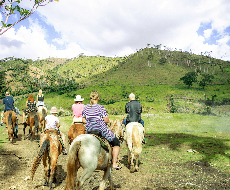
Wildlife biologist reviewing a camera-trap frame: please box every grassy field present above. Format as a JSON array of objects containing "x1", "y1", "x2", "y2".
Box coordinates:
[{"x1": 55, "y1": 113, "x2": 230, "y2": 174}]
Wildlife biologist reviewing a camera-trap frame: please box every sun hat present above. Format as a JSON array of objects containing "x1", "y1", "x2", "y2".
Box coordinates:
[
  {"x1": 50, "y1": 107, "x2": 58, "y2": 113},
  {"x1": 74, "y1": 95, "x2": 84, "y2": 102}
]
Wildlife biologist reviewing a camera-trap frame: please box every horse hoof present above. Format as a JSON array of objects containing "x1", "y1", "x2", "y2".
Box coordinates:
[
  {"x1": 43, "y1": 180, "x2": 48, "y2": 186},
  {"x1": 130, "y1": 166, "x2": 135, "y2": 173}
]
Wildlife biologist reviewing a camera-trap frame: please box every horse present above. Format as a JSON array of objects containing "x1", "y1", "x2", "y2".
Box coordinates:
[
  {"x1": 23, "y1": 111, "x2": 40, "y2": 141},
  {"x1": 31, "y1": 129, "x2": 62, "y2": 190},
  {"x1": 68, "y1": 123, "x2": 85, "y2": 144},
  {"x1": 65, "y1": 134, "x2": 113, "y2": 190},
  {"x1": 125, "y1": 122, "x2": 144, "y2": 173},
  {"x1": 108, "y1": 119, "x2": 125, "y2": 142},
  {"x1": 4, "y1": 110, "x2": 17, "y2": 142},
  {"x1": 37, "y1": 106, "x2": 47, "y2": 132}
]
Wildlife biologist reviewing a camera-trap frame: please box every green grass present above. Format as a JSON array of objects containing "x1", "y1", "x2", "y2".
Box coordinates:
[
  {"x1": 140, "y1": 113, "x2": 230, "y2": 173},
  {"x1": 0, "y1": 125, "x2": 8, "y2": 150}
]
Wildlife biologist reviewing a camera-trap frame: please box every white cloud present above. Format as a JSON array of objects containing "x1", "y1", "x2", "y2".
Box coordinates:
[
  {"x1": 203, "y1": 29, "x2": 212, "y2": 39},
  {"x1": 0, "y1": 0, "x2": 230, "y2": 61}
]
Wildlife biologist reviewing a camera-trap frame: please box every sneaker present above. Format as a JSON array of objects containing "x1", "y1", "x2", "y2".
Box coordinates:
[
  {"x1": 62, "y1": 148, "x2": 68, "y2": 155},
  {"x1": 142, "y1": 138, "x2": 146, "y2": 144}
]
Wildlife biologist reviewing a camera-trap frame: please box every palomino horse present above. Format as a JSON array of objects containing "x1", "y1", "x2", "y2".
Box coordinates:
[
  {"x1": 108, "y1": 119, "x2": 125, "y2": 142},
  {"x1": 23, "y1": 111, "x2": 40, "y2": 140},
  {"x1": 37, "y1": 106, "x2": 47, "y2": 132},
  {"x1": 31, "y1": 129, "x2": 62, "y2": 190},
  {"x1": 4, "y1": 111, "x2": 17, "y2": 142},
  {"x1": 65, "y1": 134, "x2": 113, "y2": 190},
  {"x1": 68, "y1": 123, "x2": 85, "y2": 144},
  {"x1": 125, "y1": 122, "x2": 144, "y2": 173}
]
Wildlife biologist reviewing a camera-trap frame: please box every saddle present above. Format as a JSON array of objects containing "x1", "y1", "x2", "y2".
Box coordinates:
[
  {"x1": 44, "y1": 129, "x2": 59, "y2": 135},
  {"x1": 73, "y1": 117, "x2": 83, "y2": 123},
  {"x1": 87, "y1": 131, "x2": 112, "y2": 162}
]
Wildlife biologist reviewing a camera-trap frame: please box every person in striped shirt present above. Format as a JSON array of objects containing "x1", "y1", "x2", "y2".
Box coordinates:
[{"x1": 82, "y1": 91, "x2": 121, "y2": 170}]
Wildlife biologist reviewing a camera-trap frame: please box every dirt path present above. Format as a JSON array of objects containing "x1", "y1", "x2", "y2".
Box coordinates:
[
  {"x1": 0, "y1": 118, "x2": 153, "y2": 190},
  {"x1": 1, "y1": 118, "x2": 230, "y2": 190}
]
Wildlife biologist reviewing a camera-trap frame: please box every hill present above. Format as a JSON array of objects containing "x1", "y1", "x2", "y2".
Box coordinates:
[{"x1": 1, "y1": 47, "x2": 230, "y2": 94}]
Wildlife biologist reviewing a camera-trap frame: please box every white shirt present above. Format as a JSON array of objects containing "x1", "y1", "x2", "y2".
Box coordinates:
[{"x1": 45, "y1": 115, "x2": 59, "y2": 130}]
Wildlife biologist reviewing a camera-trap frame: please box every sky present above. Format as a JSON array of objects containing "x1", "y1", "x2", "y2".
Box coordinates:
[{"x1": 0, "y1": 0, "x2": 230, "y2": 61}]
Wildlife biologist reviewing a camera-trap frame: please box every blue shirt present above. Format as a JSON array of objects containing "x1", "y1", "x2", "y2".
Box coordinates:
[{"x1": 3, "y1": 96, "x2": 14, "y2": 111}]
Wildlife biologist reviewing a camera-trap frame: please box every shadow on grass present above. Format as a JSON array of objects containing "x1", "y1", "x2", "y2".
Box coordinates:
[{"x1": 145, "y1": 132, "x2": 230, "y2": 163}]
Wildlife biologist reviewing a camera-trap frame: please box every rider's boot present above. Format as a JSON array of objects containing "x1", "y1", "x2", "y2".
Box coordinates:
[
  {"x1": 59, "y1": 137, "x2": 68, "y2": 155},
  {"x1": 62, "y1": 147, "x2": 68, "y2": 155},
  {"x1": 15, "y1": 129, "x2": 18, "y2": 138}
]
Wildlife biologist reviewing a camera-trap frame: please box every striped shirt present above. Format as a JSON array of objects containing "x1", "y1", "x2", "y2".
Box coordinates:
[{"x1": 82, "y1": 104, "x2": 115, "y2": 142}]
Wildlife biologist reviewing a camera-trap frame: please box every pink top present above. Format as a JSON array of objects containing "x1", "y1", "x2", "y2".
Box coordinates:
[{"x1": 72, "y1": 103, "x2": 84, "y2": 117}]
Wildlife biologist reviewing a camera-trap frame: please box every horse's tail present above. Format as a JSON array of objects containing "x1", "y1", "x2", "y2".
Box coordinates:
[
  {"x1": 8, "y1": 112, "x2": 12, "y2": 126},
  {"x1": 65, "y1": 140, "x2": 81, "y2": 190},
  {"x1": 34, "y1": 114, "x2": 39, "y2": 130},
  {"x1": 31, "y1": 139, "x2": 50, "y2": 180},
  {"x1": 131, "y1": 124, "x2": 142, "y2": 155}
]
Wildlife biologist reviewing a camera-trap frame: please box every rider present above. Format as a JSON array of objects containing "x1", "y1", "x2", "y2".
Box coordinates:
[
  {"x1": 122, "y1": 93, "x2": 145, "y2": 144},
  {"x1": 14, "y1": 106, "x2": 21, "y2": 138},
  {"x1": 44, "y1": 107, "x2": 68, "y2": 155},
  {"x1": 82, "y1": 91, "x2": 121, "y2": 170},
  {"x1": 1, "y1": 92, "x2": 14, "y2": 126},
  {"x1": 36, "y1": 89, "x2": 46, "y2": 108},
  {"x1": 23, "y1": 94, "x2": 38, "y2": 124},
  {"x1": 72, "y1": 95, "x2": 84, "y2": 123}
]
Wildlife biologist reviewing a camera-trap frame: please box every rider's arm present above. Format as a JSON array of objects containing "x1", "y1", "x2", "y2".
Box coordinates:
[
  {"x1": 56, "y1": 123, "x2": 60, "y2": 128},
  {"x1": 103, "y1": 117, "x2": 109, "y2": 124},
  {"x1": 82, "y1": 117, "x2": 86, "y2": 124},
  {"x1": 25, "y1": 100, "x2": 28, "y2": 109}
]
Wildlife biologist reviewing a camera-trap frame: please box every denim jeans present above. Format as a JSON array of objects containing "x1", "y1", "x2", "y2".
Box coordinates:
[{"x1": 122, "y1": 118, "x2": 144, "y2": 127}]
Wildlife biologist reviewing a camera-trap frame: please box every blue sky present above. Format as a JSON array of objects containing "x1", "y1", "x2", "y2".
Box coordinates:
[{"x1": 0, "y1": 0, "x2": 230, "y2": 61}]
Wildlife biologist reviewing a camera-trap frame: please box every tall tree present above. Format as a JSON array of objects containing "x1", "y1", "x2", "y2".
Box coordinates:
[
  {"x1": 199, "y1": 73, "x2": 214, "y2": 89},
  {"x1": 0, "y1": 0, "x2": 58, "y2": 35},
  {"x1": 180, "y1": 71, "x2": 197, "y2": 88}
]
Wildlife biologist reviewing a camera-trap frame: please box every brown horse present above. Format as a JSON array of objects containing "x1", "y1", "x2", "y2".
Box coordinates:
[
  {"x1": 4, "y1": 111, "x2": 17, "y2": 142},
  {"x1": 31, "y1": 129, "x2": 62, "y2": 190},
  {"x1": 68, "y1": 123, "x2": 85, "y2": 144},
  {"x1": 23, "y1": 111, "x2": 40, "y2": 141},
  {"x1": 37, "y1": 106, "x2": 47, "y2": 132}
]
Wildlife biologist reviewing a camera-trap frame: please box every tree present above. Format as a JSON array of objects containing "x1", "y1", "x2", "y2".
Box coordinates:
[
  {"x1": 199, "y1": 73, "x2": 214, "y2": 89},
  {"x1": 180, "y1": 71, "x2": 196, "y2": 88},
  {"x1": 0, "y1": 0, "x2": 58, "y2": 35}
]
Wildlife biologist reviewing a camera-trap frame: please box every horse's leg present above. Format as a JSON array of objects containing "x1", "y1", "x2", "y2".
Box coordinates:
[
  {"x1": 49, "y1": 156, "x2": 58, "y2": 190},
  {"x1": 7, "y1": 125, "x2": 11, "y2": 141},
  {"x1": 130, "y1": 152, "x2": 135, "y2": 173},
  {"x1": 30, "y1": 123, "x2": 33, "y2": 141},
  {"x1": 99, "y1": 166, "x2": 113, "y2": 190},
  {"x1": 126, "y1": 142, "x2": 131, "y2": 168},
  {"x1": 78, "y1": 168, "x2": 95, "y2": 189},
  {"x1": 135, "y1": 154, "x2": 139, "y2": 171},
  {"x1": 23, "y1": 123, "x2": 26, "y2": 140}
]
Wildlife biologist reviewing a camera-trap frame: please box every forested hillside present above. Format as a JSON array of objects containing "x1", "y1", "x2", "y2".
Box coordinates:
[{"x1": 0, "y1": 47, "x2": 229, "y2": 99}]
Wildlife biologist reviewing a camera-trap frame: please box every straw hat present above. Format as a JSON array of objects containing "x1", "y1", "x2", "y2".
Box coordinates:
[
  {"x1": 74, "y1": 95, "x2": 84, "y2": 102},
  {"x1": 50, "y1": 107, "x2": 58, "y2": 113}
]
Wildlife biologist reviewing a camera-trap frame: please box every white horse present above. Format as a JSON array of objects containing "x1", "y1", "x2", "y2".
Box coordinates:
[
  {"x1": 37, "y1": 106, "x2": 47, "y2": 132},
  {"x1": 65, "y1": 134, "x2": 114, "y2": 190},
  {"x1": 125, "y1": 122, "x2": 144, "y2": 173}
]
